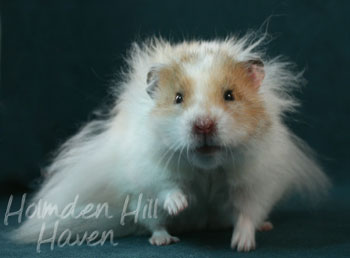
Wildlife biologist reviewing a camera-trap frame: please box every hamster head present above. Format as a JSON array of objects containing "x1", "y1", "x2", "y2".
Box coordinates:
[{"x1": 147, "y1": 50, "x2": 271, "y2": 170}]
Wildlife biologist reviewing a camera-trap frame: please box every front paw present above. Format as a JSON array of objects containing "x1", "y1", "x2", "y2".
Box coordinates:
[
  {"x1": 163, "y1": 190, "x2": 188, "y2": 216},
  {"x1": 231, "y1": 215, "x2": 256, "y2": 252}
]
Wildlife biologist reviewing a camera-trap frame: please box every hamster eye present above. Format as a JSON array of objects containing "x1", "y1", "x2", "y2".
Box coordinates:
[
  {"x1": 175, "y1": 93, "x2": 183, "y2": 104},
  {"x1": 224, "y1": 90, "x2": 234, "y2": 101}
]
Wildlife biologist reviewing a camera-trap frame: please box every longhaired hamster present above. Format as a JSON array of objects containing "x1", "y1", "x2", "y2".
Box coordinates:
[{"x1": 10, "y1": 34, "x2": 330, "y2": 252}]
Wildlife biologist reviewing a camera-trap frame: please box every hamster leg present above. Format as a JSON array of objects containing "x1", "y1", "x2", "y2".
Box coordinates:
[
  {"x1": 231, "y1": 218, "x2": 273, "y2": 251},
  {"x1": 149, "y1": 228, "x2": 180, "y2": 246},
  {"x1": 231, "y1": 214, "x2": 256, "y2": 252},
  {"x1": 230, "y1": 183, "x2": 278, "y2": 251},
  {"x1": 146, "y1": 189, "x2": 187, "y2": 245}
]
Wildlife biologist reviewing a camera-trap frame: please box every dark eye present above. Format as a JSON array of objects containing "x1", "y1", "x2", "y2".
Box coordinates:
[
  {"x1": 224, "y1": 90, "x2": 234, "y2": 101},
  {"x1": 175, "y1": 93, "x2": 183, "y2": 104}
]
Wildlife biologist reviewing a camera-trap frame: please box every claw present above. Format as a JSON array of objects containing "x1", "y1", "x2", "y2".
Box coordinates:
[
  {"x1": 231, "y1": 215, "x2": 256, "y2": 252},
  {"x1": 149, "y1": 229, "x2": 180, "y2": 246},
  {"x1": 163, "y1": 191, "x2": 188, "y2": 216}
]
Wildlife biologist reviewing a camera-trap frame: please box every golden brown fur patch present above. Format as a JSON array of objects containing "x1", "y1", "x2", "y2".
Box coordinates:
[
  {"x1": 151, "y1": 62, "x2": 194, "y2": 115},
  {"x1": 207, "y1": 56, "x2": 271, "y2": 137},
  {"x1": 151, "y1": 52, "x2": 271, "y2": 138}
]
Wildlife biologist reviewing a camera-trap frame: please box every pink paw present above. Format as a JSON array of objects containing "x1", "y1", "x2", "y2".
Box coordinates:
[
  {"x1": 163, "y1": 191, "x2": 188, "y2": 216},
  {"x1": 149, "y1": 230, "x2": 180, "y2": 246},
  {"x1": 258, "y1": 221, "x2": 274, "y2": 232},
  {"x1": 231, "y1": 215, "x2": 256, "y2": 252}
]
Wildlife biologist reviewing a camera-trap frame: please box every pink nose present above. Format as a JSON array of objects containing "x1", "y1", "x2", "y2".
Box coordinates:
[{"x1": 193, "y1": 118, "x2": 216, "y2": 135}]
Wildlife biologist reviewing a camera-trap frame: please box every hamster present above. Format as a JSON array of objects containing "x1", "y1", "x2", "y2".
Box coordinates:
[{"x1": 10, "y1": 34, "x2": 330, "y2": 252}]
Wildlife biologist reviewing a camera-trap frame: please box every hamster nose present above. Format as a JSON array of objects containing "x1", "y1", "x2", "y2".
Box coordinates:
[{"x1": 193, "y1": 118, "x2": 216, "y2": 135}]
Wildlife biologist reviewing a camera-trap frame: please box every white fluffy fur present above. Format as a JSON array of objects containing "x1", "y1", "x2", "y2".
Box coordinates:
[{"x1": 10, "y1": 34, "x2": 330, "y2": 251}]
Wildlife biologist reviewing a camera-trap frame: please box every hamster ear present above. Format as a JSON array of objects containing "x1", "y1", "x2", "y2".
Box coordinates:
[
  {"x1": 242, "y1": 59, "x2": 265, "y2": 88},
  {"x1": 146, "y1": 67, "x2": 160, "y2": 98}
]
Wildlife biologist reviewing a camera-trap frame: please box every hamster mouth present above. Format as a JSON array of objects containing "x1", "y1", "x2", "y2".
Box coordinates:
[{"x1": 195, "y1": 145, "x2": 221, "y2": 154}]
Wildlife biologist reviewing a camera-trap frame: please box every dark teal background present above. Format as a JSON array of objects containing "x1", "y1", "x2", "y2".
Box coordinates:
[
  {"x1": 1, "y1": 0, "x2": 349, "y2": 190},
  {"x1": 0, "y1": 1, "x2": 349, "y2": 257}
]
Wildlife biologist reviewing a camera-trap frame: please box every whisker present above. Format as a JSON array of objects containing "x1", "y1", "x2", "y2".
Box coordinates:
[
  {"x1": 156, "y1": 140, "x2": 180, "y2": 166},
  {"x1": 164, "y1": 142, "x2": 181, "y2": 172},
  {"x1": 176, "y1": 145, "x2": 185, "y2": 173}
]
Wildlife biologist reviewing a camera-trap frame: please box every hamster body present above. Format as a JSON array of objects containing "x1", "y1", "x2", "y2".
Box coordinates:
[{"x1": 11, "y1": 35, "x2": 330, "y2": 251}]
